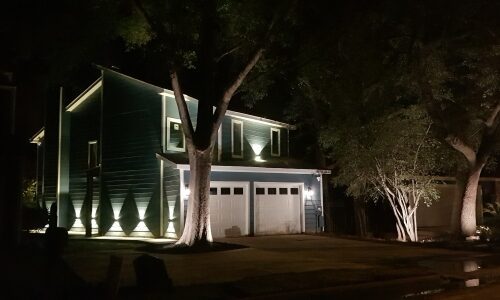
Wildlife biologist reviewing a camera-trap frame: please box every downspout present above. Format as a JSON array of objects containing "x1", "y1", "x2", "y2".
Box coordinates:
[
  {"x1": 320, "y1": 173, "x2": 324, "y2": 232},
  {"x1": 99, "y1": 71, "x2": 104, "y2": 234},
  {"x1": 56, "y1": 87, "x2": 63, "y2": 226},
  {"x1": 160, "y1": 94, "x2": 166, "y2": 237}
]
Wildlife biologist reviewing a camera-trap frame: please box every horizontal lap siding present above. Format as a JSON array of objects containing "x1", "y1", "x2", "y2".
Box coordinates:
[
  {"x1": 68, "y1": 91, "x2": 101, "y2": 227},
  {"x1": 220, "y1": 116, "x2": 287, "y2": 161},
  {"x1": 163, "y1": 165, "x2": 180, "y2": 237},
  {"x1": 102, "y1": 71, "x2": 162, "y2": 236}
]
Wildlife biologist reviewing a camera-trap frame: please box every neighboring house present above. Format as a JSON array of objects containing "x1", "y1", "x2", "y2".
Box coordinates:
[
  {"x1": 30, "y1": 66, "x2": 329, "y2": 239},
  {"x1": 417, "y1": 177, "x2": 500, "y2": 236}
]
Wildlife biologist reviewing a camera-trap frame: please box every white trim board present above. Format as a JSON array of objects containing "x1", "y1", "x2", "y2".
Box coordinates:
[
  {"x1": 175, "y1": 164, "x2": 331, "y2": 175},
  {"x1": 66, "y1": 78, "x2": 102, "y2": 112},
  {"x1": 30, "y1": 127, "x2": 45, "y2": 144}
]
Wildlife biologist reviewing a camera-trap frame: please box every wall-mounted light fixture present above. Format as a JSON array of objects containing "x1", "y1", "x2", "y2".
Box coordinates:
[
  {"x1": 183, "y1": 185, "x2": 191, "y2": 199},
  {"x1": 314, "y1": 171, "x2": 321, "y2": 182},
  {"x1": 305, "y1": 186, "x2": 313, "y2": 199},
  {"x1": 250, "y1": 143, "x2": 266, "y2": 162}
]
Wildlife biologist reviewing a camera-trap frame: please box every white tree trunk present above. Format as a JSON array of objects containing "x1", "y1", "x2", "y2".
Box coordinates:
[
  {"x1": 176, "y1": 147, "x2": 214, "y2": 246},
  {"x1": 461, "y1": 167, "x2": 482, "y2": 237}
]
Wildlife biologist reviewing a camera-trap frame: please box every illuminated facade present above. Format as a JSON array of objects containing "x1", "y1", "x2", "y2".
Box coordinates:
[{"x1": 31, "y1": 66, "x2": 329, "y2": 238}]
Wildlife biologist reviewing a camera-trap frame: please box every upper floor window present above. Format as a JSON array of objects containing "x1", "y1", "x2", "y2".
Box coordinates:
[
  {"x1": 271, "y1": 128, "x2": 280, "y2": 157},
  {"x1": 232, "y1": 119, "x2": 243, "y2": 158},
  {"x1": 167, "y1": 117, "x2": 185, "y2": 152},
  {"x1": 88, "y1": 140, "x2": 98, "y2": 168}
]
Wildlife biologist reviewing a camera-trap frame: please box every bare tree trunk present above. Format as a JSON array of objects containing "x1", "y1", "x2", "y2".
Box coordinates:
[
  {"x1": 353, "y1": 198, "x2": 367, "y2": 237},
  {"x1": 461, "y1": 166, "x2": 483, "y2": 237},
  {"x1": 176, "y1": 148, "x2": 214, "y2": 246},
  {"x1": 450, "y1": 172, "x2": 466, "y2": 237}
]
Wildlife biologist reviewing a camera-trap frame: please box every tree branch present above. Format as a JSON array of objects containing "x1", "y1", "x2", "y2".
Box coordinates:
[
  {"x1": 215, "y1": 45, "x2": 242, "y2": 63},
  {"x1": 170, "y1": 70, "x2": 195, "y2": 143},
  {"x1": 210, "y1": 48, "x2": 265, "y2": 142},
  {"x1": 485, "y1": 101, "x2": 500, "y2": 129},
  {"x1": 445, "y1": 135, "x2": 476, "y2": 166}
]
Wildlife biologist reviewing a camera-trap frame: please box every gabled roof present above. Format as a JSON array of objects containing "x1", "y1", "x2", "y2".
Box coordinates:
[
  {"x1": 65, "y1": 77, "x2": 102, "y2": 112},
  {"x1": 29, "y1": 127, "x2": 45, "y2": 144},
  {"x1": 95, "y1": 65, "x2": 296, "y2": 130}
]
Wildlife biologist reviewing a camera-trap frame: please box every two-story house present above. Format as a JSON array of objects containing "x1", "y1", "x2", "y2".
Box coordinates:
[{"x1": 30, "y1": 66, "x2": 329, "y2": 239}]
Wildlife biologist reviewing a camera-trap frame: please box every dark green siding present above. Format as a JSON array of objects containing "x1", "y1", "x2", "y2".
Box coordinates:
[
  {"x1": 220, "y1": 116, "x2": 288, "y2": 161},
  {"x1": 68, "y1": 90, "x2": 101, "y2": 231},
  {"x1": 163, "y1": 164, "x2": 180, "y2": 237},
  {"x1": 101, "y1": 71, "x2": 163, "y2": 237}
]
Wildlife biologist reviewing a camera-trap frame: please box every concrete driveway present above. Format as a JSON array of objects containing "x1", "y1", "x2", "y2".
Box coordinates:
[{"x1": 60, "y1": 234, "x2": 497, "y2": 298}]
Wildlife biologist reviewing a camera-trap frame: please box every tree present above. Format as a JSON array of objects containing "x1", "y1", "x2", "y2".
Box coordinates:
[
  {"x1": 117, "y1": 0, "x2": 295, "y2": 246},
  {"x1": 322, "y1": 104, "x2": 447, "y2": 241},
  {"x1": 400, "y1": 0, "x2": 500, "y2": 238}
]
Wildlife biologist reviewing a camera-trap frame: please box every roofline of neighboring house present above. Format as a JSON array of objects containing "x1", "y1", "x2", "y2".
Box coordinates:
[
  {"x1": 95, "y1": 65, "x2": 297, "y2": 130},
  {"x1": 155, "y1": 154, "x2": 330, "y2": 174},
  {"x1": 432, "y1": 176, "x2": 500, "y2": 182},
  {"x1": 29, "y1": 127, "x2": 45, "y2": 144}
]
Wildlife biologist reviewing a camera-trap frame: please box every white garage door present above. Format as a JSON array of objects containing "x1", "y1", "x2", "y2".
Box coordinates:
[
  {"x1": 209, "y1": 181, "x2": 249, "y2": 238},
  {"x1": 254, "y1": 182, "x2": 302, "y2": 235}
]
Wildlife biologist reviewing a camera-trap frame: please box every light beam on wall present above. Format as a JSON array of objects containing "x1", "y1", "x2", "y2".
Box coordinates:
[{"x1": 250, "y1": 143, "x2": 266, "y2": 162}]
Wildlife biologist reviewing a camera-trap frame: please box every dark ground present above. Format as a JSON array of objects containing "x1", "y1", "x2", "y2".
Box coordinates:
[{"x1": 5, "y1": 233, "x2": 500, "y2": 299}]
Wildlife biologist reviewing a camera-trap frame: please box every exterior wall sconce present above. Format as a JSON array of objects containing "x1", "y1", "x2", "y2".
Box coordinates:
[
  {"x1": 305, "y1": 187, "x2": 313, "y2": 199},
  {"x1": 183, "y1": 185, "x2": 191, "y2": 199}
]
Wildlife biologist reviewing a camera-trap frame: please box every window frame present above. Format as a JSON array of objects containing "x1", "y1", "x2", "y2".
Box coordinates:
[
  {"x1": 88, "y1": 140, "x2": 98, "y2": 168},
  {"x1": 231, "y1": 119, "x2": 244, "y2": 158},
  {"x1": 166, "y1": 117, "x2": 186, "y2": 152},
  {"x1": 271, "y1": 127, "x2": 281, "y2": 157}
]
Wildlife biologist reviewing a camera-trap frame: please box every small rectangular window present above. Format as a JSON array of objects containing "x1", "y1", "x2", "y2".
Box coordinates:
[
  {"x1": 88, "y1": 141, "x2": 98, "y2": 168},
  {"x1": 271, "y1": 128, "x2": 280, "y2": 157},
  {"x1": 290, "y1": 188, "x2": 299, "y2": 195},
  {"x1": 221, "y1": 188, "x2": 231, "y2": 195},
  {"x1": 268, "y1": 188, "x2": 277, "y2": 195},
  {"x1": 232, "y1": 120, "x2": 243, "y2": 158},
  {"x1": 256, "y1": 188, "x2": 265, "y2": 195},
  {"x1": 210, "y1": 188, "x2": 217, "y2": 195},
  {"x1": 234, "y1": 187, "x2": 244, "y2": 195},
  {"x1": 166, "y1": 117, "x2": 185, "y2": 152},
  {"x1": 279, "y1": 188, "x2": 288, "y2": 195}
]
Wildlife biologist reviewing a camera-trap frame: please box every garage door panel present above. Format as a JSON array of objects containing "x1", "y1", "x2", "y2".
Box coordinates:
[
  {"x1": 255, "y1": 183, "x2": 302, "y2": 235},
  {"x1": 209, "y1": 182, "x2": 248, "y2": 238}
]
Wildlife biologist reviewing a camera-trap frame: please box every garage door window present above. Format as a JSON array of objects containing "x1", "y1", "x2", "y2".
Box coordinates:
[
  {"x1": 279, "y1": 188, "x2": 288, "y2": 195},
  {"x1": 221, "y1": 187, "x2": 231, "y2": 195},
  {"x1": 234, "y1": 187, "x2": 244, "y2": 195},
  {"x1": 268, "y1": 188, "x2": 277, "y2": 195},
  {"x1": 210, "y1": 187, "x2": 217, "y2": 195},
  {"x1": 290, "y1": 188, "x2": 299, "y2": 195},
  {"x1": 256, "y1": 188, "x2": 265, "y2": 195}
]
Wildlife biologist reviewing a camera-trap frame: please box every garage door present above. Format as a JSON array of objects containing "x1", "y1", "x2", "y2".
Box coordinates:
[
  {"x1": 209, "y1": 181, "x2": 249, "y2": 238},
  {"x1": 254, "y1": 182, "x2": 302, "y2": 235}
]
